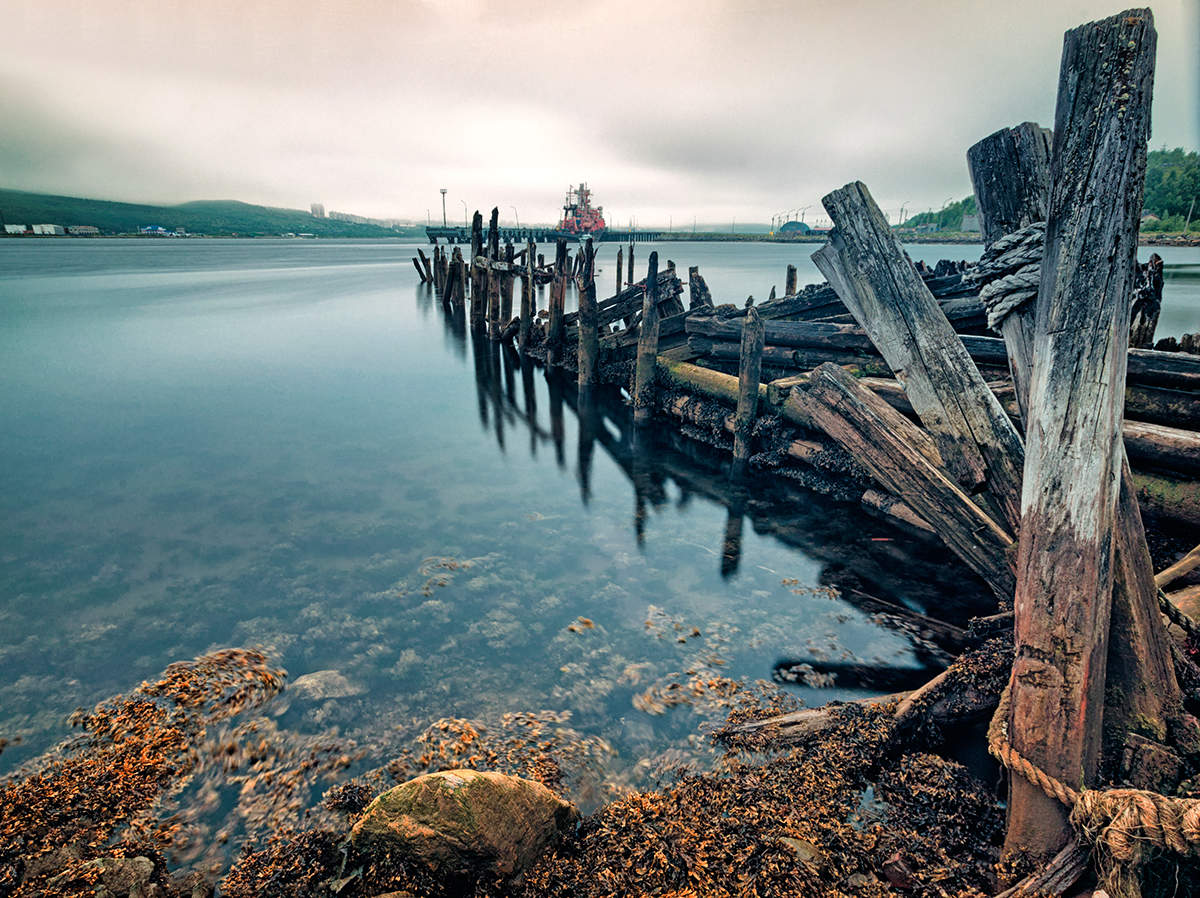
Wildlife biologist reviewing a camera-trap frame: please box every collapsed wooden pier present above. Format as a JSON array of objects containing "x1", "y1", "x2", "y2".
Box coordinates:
[{"x1": 414, "y1": 9, "x2": 1200, "y2": 895}]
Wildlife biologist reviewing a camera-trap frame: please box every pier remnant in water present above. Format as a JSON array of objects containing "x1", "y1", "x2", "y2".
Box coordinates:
[
  {"x1": 547, "y1": 239, "x2": 568, "y2": 367},
  {"x1": 731, "y1": 306, "x2": 763, "y2": 471},
  {"x1": 633, "y1": 252, "x2": 660, "y2": 426},
  {"x1": 615, "y1": 247, "x2": 623, "y2": 294},
  {"x1": 577, "y1": 240, "x2": 599, "y2": 388},
  {"x1": 470, "y1": 212, "x2": 485, "y2": 330}
]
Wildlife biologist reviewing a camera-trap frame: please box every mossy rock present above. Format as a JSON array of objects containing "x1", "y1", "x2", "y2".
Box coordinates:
[{"x1": 349, "y1": 770, "x2": 578, "y2": 878}]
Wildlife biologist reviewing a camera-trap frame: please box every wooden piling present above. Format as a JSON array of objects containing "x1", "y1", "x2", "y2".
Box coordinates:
[
  {"x1": 785, "y1": 264, "x2": 797, "y2": 296},
  {"x1": 577, "y1": 240, "x2": 599, "y2": 388},
  {"x1": 486, "y1": 208, "x2": 501, "y2": 340},
  {"x1": 519, "y1": 240, "x2": 534, "y2": 353},
  {"x1": 418, "y1": 248, "x2": 434, "y2": 284},
  {"x1": 1004, "y1": 8, "x2": 1157, "y2": 860},
  {"x1": 547, "y1": 239, "x2": 568, "y2": 366},
  {"x1": 633, "y1": 252, "x2": 661, "y2": 425},
  {"x1": 469, "y1": 212, "x2": 486, "y2": 330},
  {"x1": 616, "y1": 247, "x2": 623, "y2": 293},
  {"x1": 688, "y1": 267, "x2": 713, "y2": 309},
  {"x1": 732, "y1": 306, "x2": 764, "y2": 470},
  {"x1": 501, "y1": 242, "x2": 515, "y2": 325},
  {"x1": 967, "y1": 122, "x2": 1053, "y2": 423},
  {"x1": 627, "y1": 242, "x2": 634, "y2": 288},
  {"x1": 412, "y1": 257, "x2": 426, "y2": 282}
]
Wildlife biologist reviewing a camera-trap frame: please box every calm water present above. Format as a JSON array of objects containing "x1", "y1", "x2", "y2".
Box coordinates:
[{"x1": 0, "y1": 237, "x2": 1195, "y2": 837}]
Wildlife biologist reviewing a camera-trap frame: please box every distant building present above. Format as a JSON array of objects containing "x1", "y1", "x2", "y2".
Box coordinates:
[
  {"x1": 311, "y1": 203, "x2": 326, "y2": 218},
  {"x1": 68, "y1": 225, "x2": 100, "y2": 236},
  {"x1": 779, "y1": 220, "x2": 811, "y2": 235},
  {"x1": 4, "y1": 224, "x2": 28, "y2": 235},
  {"x1": 139, "y1": 225, "x2": 172, "y2": 236},
  {"x1": 960, "y1": 214, "x2": 980, "y2": 233},
  {"x1": 32, "y1": 224, "x2": 66, "y2": 235}
]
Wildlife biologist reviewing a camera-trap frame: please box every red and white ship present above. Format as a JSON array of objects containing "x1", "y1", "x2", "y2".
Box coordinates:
[{"x1": 554, "y1": 183, "x2": 607, "y2": 239}]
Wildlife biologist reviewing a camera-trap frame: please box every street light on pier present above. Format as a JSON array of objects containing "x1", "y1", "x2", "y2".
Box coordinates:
[
  {"x1": 460, "y1": 200, "x2": 468, "y2": 227},
  {"x1": 510, "y1": 206, "x2": 520, "y2": 229},
  {"x1": 440, "y1": 188, "x2": 447, "y2": 227}
]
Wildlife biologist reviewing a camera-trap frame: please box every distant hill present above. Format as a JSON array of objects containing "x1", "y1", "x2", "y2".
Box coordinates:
[{"x1": 0, "y1": 189, "x2": 423, "y2": 238}]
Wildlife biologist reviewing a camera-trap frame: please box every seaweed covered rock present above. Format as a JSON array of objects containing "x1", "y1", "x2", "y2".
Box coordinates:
[{"x1": 349, "y1": 770, "x2": 577, "y2": 879}]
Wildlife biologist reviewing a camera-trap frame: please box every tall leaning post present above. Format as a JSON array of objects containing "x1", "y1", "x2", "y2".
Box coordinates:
[
  {"x1": 1004, "y1": 8, "x2": 1157, "y2": 861},
  {"x1": 518, "y1": 239, "x2": 534, "y2": 353},
  {"x1": 469, "y1": 211, "x2": 485, "y2": 330},
  {"x1": 547, "y1": 238, "x2": 568, "y2": 366},
  {"x1": 616, "y1": 246, "x2": 624, "y2": 293},
  {"x1": 486, "y1": 207, "x2": 501, "y2": 340},
  {"x1": 967, "y1": 122, "x2": 1052, "y2": 423},
  {"x1": 731, "y1": 306, "x2": 765, "y2": 473},
  {"x1": 632, "y1": 251, "x2": 661, "y2": 425},
  {"x1": 627, "y1": 241, "x2": 634, "y2": 288},
  {"x1": 577, "y1": 239, "x2": 599, "y2": 389}
]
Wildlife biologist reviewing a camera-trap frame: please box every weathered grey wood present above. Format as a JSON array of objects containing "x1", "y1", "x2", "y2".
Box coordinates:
[
  {"x1": 732, "y1": 307, "x2": 764, "y2": 468},
  {"x1": 615, "y1": 246, "x2": 623, "y2": 293},
  {"x1": 577, "y1": 240, "x2": 599, "y2": 387},
  {"x1": 627, "y1": 242, "x2": 634, "y2": 287},
  {"x1": 470, "y1": 211, "x2": 486, "y2": 330},
  {"x1": 500, "y1": 241, "x2": 515, "y2": 324},
  {"x1": 519, "y1": 239, "x2": 534, "y2": 352},
  {"x1": 1005, "y1": 8, "x2": 1157, "y2": 860},
  {"x1": 785, "y1": 264, "x2": 797, "y2": 296},
  {"x1": 633, "y1": 252, "x2": 661, "y2": 425},
  {"x1": 547, "y1": 238, "x2": 568, "y2": 366},
  {"x1": 562, "y1": 271, "x2": 681, "y2": 331},
  {"x1": 814, "y1": 182, "x2": 1026, "y2": 533},
  {"x1": 486, "y1": 208, "x2": 502, "y2": 340},
  {"x1": 688, "y1": 267, "x2": 713, "y2": 309},
  {"x1": 417, "y1": 248, "x2": 434, "y2": 284},
  {"x1": 786, "y1": 364, "x2": 1015, "y2": 598},
  {"x1": 412, "y1": 257, "x2": 426, "y2": 282},
  {"x1": 968, "y1": 122, "x2": 1053, "y2": 424},
  {"x1": 1130, "y1": 252, "x2": 1164, "y2": 348},
  {"x1": 1157, "y1": 542, "x2": 1200, "y2": 590}
]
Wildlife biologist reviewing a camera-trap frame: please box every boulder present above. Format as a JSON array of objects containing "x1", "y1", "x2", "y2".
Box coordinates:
[{"x1": 349, "y1": 769, "x2": 577, "y2": 878}]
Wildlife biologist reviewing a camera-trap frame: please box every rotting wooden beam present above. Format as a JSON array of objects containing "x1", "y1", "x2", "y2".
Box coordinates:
[
  {"x1": 786, "y1": 364, "x2": 1015, "y2": 599},
  {"x1": 731, "y1": 306, "x2": 764, "y2": 471},
  {"x1": 633, "y1": 252, "x2": 661, "y2": 426},
  {"x1": 785, "y1": 264, "x2": 797, "y2": 296},
  {"x1": 486, "y1": 208, "x2": 501, "y2": 340},
  {"x1": 1156, "y1": 543, "x2": 1200, "y2": 590},
  {"x1": 615, "y1": 246, "x2": 623, "y2": 293},
  {"x1": 1004, "y1": 8, "x2": 1157, "y2": 861},
  {"x1": 814, "y1": 181, "x2": 1026, "y2": 533},
  {"x1": 547, "y1": 238, "x2": 568, "y2": 366},
  {"x1": 577, "y1": 240, "x2": 599, "y2": 388},
  {"x1": 469, "y1": 211, "x2": 485, "y2": 330}
]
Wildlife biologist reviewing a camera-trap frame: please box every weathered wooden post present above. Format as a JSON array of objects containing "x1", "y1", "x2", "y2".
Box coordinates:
[
  {"x1": 967, "y1": 121, "x2": 1053, "y2": 423},
  {"x1": 577, "y1": 239, "x2": 599, "y2": 388},
  {"x1": 547, "y1": 239, "x2": 568, "y2": 366},
  {"x1": 518, "y1": 240, "x2": 534, "y2": 353},
  {"x1": 785, "y1": 264, "x2": 797, "y2": 296},
  {"x1": 486, "y1": 208, "x2": 501, "y2": 340},
  {"x1": 616, "y1": 247, "x2": 623, "y2": 293},
  {"x1": 731, "y1": 306, "x2": 764, "y2": 472},
  {"x1": 814, "y1": 182, "x2": 1025, "y2": 533},
  {"x1": 633, "y1": 252, "x2": 661, "y2": 425},
  {"x1": 417, "y1": 248, "x2": 434, "y2": 284},
  {"x1": 501, "y1": 241, "x2": 515, "y2": 325},
  {"x1": 688, "y1": 267, "x2": 713, "y2": 309},
  {"x1": 627, "y1": 242, "x2": 634, "y2": 288},
  {"x1": 469, "y1": 212, "x2": 486, "y2": 330},
  {"x1": 1004, "y1": 8, "x2": 1157, "y2": 860},
  {"x1": 412, "y1": 257, "x2": 426, "y2": 282}
]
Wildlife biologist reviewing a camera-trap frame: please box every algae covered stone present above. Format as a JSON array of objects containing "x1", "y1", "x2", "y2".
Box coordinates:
[{"x1": 349, "y1": 769, "x2": 578, "y2": 878}]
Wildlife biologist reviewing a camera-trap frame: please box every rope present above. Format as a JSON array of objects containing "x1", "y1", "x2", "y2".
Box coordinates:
[
  {"x1": 968, "y1": 222, "x2": 1047, "y2": 333},
  {"x1": 989, "y1": 673, "x2": 1200, "y2": 895}
]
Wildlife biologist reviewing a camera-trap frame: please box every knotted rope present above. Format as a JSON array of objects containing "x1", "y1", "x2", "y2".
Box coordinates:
[
  {"x1": 988, "y1": 666, "x2": 1200, "y2": 897},
  {"x1": 968, "y1": 221, "x2": 1046, "y2": 332}
]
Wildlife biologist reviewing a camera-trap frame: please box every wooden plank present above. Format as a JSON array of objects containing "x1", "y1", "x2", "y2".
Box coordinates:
[
  {"x1": 814, "y1": 182, "x2": 1026, "y2": 533},
  {"x1": 1156, "y1": 543, "x2": 1200, "y2": 590},
  {"x1": 786, "y1": 364, "x2": 1015, "y2": 599},
  {"x1": 1005, "y1": 8, "x2": 1157, "y2": 859}
]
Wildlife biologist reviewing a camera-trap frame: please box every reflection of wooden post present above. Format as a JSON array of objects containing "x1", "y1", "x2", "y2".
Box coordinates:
[
  {"x1": 577, "y1": 240, "x2": 599, "y2": 387},
  {"x1": 547, "y1": 239, "x2": 568, "y2": 366},
  {"x1": 720, "y1": 503, "x2": 744, "y2": 578},
  {"x1": 469, "y1": 212, "x2": 485, "y2": 330},
  {"x1": 615, "y1": 247, "x2": 623, "y2": 293},
  {"x1": 785, "y1": 264, "x2": 797, "y2": 296},
  {"x1": 1005, "y1": 9, "x2": 1158, "y2": 861},
  {"x1": 633, "y1": 252, "x2": 661, "y2": 425},
  {"x1": 732, "y1": 307, "x2": 764, "y2": 470},
  {"x1": 486, "y1": 208, "x2": 501, "y2": 340}
]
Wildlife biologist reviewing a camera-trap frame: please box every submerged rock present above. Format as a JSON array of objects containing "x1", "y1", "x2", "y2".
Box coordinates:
[
  {"x1": 349, "y1": 769, "x2": 577, "y2": 878},
  {"x1": 289, "y1": 669, "x2": 364, "y2": 701}
]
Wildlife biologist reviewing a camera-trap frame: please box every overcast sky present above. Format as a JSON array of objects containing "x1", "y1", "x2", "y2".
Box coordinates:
[{"x1": 2, "y1": 0, "x2": 1196, "y2": 226}]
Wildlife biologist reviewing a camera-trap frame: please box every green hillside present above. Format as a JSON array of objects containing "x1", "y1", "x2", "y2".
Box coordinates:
[{"x1": 0, "y1": 189, "x2": 421, "y2": 238}]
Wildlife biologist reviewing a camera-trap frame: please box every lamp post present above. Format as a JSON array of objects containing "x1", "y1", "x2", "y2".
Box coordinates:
[
  {"x1": 440, "y1": 188, "x2": 447, "y2": 227},
  {"x1": 460, "y1": 200, "x2": 468, "y2": 227},
  {"x1": 510, "y1": 206, "x2": 520, "y2": 229}
]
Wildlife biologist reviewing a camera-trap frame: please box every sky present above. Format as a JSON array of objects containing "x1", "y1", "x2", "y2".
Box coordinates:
[{"x1": 2, "y1": 0, "x2": 1197, "y2": 227}]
